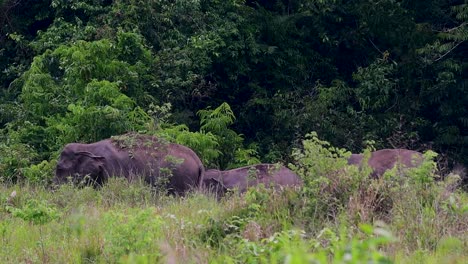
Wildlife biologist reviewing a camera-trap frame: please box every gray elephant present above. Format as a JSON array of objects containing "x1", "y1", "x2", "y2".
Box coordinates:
[
  {"x1": 202, "y1": 163, "x2": 302, "y2": 196},
  {"x1": 54, "y1": 133, "x2": 205, "y2": 194},
  {"x1": 348, "y1": 149, "x2": 423, "y2": 178}
]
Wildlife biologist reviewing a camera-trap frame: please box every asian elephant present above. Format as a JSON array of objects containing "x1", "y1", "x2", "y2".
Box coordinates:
[
  {"x1": 202, "y1": 163, "x2": 302, "y2": 196},
  {"x1": 347, "y1": 149, "x2": 424, "y2": 178},
  {"x1": 54, "y1": 133, "x2": 205, "y2": 194}
]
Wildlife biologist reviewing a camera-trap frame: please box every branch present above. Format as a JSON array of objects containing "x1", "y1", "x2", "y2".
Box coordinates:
[
  {"x1": 434, "y1": 22, "x2": 467, "y2": 33},
  {"x1": 368, "y1": 38, "x2": 397, "y2": 64},
  {"x1": 1, "y1": 0, "x2": 22, "y2": 30},
  {"x1": 434, "y1": 40, "x2": 465, "y2": 62}
]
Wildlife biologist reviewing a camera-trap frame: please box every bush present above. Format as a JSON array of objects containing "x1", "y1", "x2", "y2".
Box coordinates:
[
  {"x1": 289, "y1": 132, "x2": 455, "y2": 227},
  {"x1": 0, "y1": 140, "x2": 38, "y2": 183},
  {"x1": 212, "y1": 222, "x2": 394, "y2": 263},
  {"x1": 153, "y1": 102, "x2": 260, "y2": 169},
  {"x1": 290, "y1": 132, "x2": 367, "y2": 224},
  {"x1": 21, "y1": 160, "x2": 56, "y2": 184},
  {"x1": 388, "y1": 155, "x2": 468, "y2": 252},
  {"x1": 197, "y1": 102, "x2": 260, "y2": 169}
]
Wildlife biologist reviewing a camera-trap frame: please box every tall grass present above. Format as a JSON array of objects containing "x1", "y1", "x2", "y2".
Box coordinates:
[{"x1": 1, "y1": 136, "x2": 467, "y2": 263}]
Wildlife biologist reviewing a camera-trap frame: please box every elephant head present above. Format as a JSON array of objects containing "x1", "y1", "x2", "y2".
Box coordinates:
[
  {"x1": 202, "y1": 169, "x2": 228, "y2": 197},
  {"x1": 55, "y1": 144, "x2": 105, "y2": 185}
]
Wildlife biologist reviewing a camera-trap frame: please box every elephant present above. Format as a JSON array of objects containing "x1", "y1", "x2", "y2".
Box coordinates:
[
  {"x1": 54, "y1": 133, "x2": 205, "y2": 194},
  {"x1": 347, "y1": 149, "x2": 424, "y2": 178},
  {"x1": 202, "y1": 163, "x2": 302, "y2": 196}
]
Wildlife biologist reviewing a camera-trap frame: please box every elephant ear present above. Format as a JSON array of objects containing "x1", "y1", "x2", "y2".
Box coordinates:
[
  {"x1": 76, "y1": 151, "x2": 105, "y2": 160},
  {"x1": 76, "y1": 151, "x2": 106, "y2": 185},
  {"x1": 76, "y1": 152, "x2": 106, "y2": 171}
]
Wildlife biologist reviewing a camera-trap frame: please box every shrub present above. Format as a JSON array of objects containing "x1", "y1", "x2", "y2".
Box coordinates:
[
  {"x1": 6, "y1": 198, "x2": 60, "y2": 225},
  {"x1": 6, "y1": 198, "x2": 61, "y2": 263},
  {"x1": 21, "y1": 160, "x2": 56, "y2": 184},
  {"x1": 198, "y1": 102, "x2": 260, "y2": 169},
  {"x1": 0, "y1": 139, "x2": 38, "y2": 183},
  {"x1": 211, "y1": 222, "x2": 394, "y2": 263},
  {"x1": 290, "y1": 132, "x2": 367, "y2": 224},
  {"x1": 388, "y1": 157, "x2": 468, "y2": 252},
  {"x1": 153, "y1": 102, "x2": 260, "y2": 169}
]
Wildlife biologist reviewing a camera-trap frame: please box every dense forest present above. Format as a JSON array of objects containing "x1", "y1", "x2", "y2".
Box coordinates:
[
  {"x1": 1, "y1": 0, "x2": 467, "y2": 181},
  {"x1": 0, "y1": 1, "x2": 467, "y2": 263}
]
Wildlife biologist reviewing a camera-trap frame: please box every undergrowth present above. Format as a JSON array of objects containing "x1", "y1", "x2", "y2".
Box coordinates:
[{"x1": 0, "y1": 134, "x2": 467, "y2": 263}]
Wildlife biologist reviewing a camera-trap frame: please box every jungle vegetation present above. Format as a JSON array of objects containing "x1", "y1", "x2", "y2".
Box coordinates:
[
  {"x1": 0, "y1": 0, "x2": 467, "y2": 263},
  {"x1": 1, "y1": 0, "x2": 467, "y2": 179}
]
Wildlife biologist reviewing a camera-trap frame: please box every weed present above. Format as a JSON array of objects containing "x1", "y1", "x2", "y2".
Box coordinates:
[
  {"x1": 0, "y1": 134, "x2": 467, "y2": 263},
  {"x1": 6, "y1": 198, "x2": 60, "y2": 263},
  {"x1": 102, "y1": 208, "x2": 163, "y2": 262}
]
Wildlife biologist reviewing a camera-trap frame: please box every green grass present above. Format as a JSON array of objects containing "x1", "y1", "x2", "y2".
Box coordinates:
[
  {"x1": 0, "y1": 174, "x2": 466, "y2": 263},
  {"x1": 1, "y1": 136, "x2": 467, "y2": 263}
]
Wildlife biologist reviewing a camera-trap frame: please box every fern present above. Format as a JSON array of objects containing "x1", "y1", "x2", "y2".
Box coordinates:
[{"x1": 198, "y1": 102, "x2": 236, "y2": 134}]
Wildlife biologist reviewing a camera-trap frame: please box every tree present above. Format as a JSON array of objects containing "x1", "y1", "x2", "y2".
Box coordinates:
[{"x1": 3, "y1": 31, "x2": 155, "y2": 163}]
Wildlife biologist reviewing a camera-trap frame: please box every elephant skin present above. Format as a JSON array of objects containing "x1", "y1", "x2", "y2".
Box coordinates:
[
  {"x1": 203, "y1": 163, "x2": 302, "y2": 196},
  {"x1": 54, "y1": 133, "x2": 205, "y2": 194},
  {"x1": 348, "y1": 149, "x2": 423, "y2": 178}
]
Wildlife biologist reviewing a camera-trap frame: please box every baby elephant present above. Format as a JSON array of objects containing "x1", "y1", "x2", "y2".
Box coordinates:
[
  {"x1": 203, "y1": 163, "x2": 302, "y2": 196},
  {"x1": 348, "y1": 149, "x2": 424, "y2": 178}
]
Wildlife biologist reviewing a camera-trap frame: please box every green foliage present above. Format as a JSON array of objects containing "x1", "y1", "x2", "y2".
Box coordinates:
[
  {"x1": 5, "y1": 197, "x2": 61, "y2": 263},
  {"x1": 2, "y1": 0, "x2": 468, "y2": 170},
  {"x1": 405, "y1": 150, "x2": 438, "y2": 186},
  {"x1": 0, "y1": 162, "x2": 467, "y2": 263},
  {"x1": 46, "y1": 80, "x2": 151, "y2": 145},
  {"x1": 201, "y1": 186, "x2": 284, "y2": 248},
  {"x1": 289, "y1": 132, "x2": 449, "y2": 231},
  {"x1": 329, "y1": 223, "x2": 394, "y2": 264},
  {"x1": 290, "y1": 132, "x2": 366, "y2": 222},
  {"x1": 353, "y1": 56, "x2": 397, "y2": 111},
  {"x1": 146, "y1": 102, "x2": 258, "y2": 168},
  {"x1": 0, "y1": 31, "x2": 156, "y2": 182},
  {"x1": 198, "y1": 102, "x2": 260, "y2": 168},
  {"x1": 102, "y1": 208, "x2": 163, "y2": 262},
  {"x1": 199, "y1": 102, "x2": 237, "y2": 134},
  {"x1": 291, "y1": 132, "x2": 353, "y2": 179},
  {"x1": 0, "y1": 138, "x2": 38, "y2": 183},
  {"x1": 159, "y1": 124, "x2": 221, "y2": 166},
  {"x1": 213, "y1": 222, "x2": 394, "y2": 263},
  {"x1": 148, "y1": 102, "x2": 259, "y2": 169},
  {"x1": 1, "y1": 4, "x2": 468, "y2": 263},
  {"x1": 0, "y1": 0, "x2": 53, "y2": 88},
  {"x1": 98, "y1": 178, "x2": 157, "y2": 208},
  {"x1": 377, "y1": 151, "x2": 468, "y2": 252},
  {"x1": 412, "y1": 2, "x2": 468, "y2": 164},
  {"x1": 29, "y1": 17, "x2": 99, "y2": 54},
  {"x1": 21, "y1": 160, "x2": 56, "y2": 185},
  {"x1": 214, "y1": 229, "x2": 315, "y2": 263},
  {"x1": 148, "y1": 102, "x2": 222, "y2": 165},
  {"x1": 7, "y1": 199, "x2": 59, "y2": 225},
  {"x1": 2, "y1": 31, "x2": 155, "y2": 172}
]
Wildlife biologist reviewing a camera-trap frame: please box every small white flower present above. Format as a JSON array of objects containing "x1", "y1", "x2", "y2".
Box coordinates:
[{"x1": 165, "y1": 213, "x2": 177, "y2": 220}]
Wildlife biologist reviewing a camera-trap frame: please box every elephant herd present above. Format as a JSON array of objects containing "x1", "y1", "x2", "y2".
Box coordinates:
[{"x1": 54, "y1": 133, "x2": 424, "y2": 196}]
